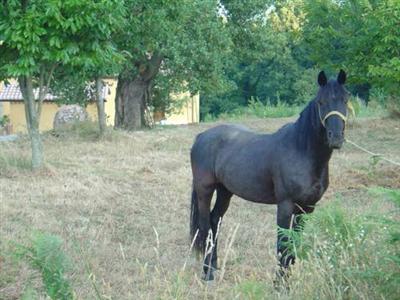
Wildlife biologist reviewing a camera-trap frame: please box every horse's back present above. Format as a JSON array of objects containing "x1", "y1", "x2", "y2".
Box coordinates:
[{"x1": 191, "y1": 124, "x2": 256, "y2": 174}]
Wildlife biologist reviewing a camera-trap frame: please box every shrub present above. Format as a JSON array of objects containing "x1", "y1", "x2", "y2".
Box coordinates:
[
  {"x1": 207, "y1": 98, "x2": 301, "y2": 122},
  {"x1": 285, "y1": 190, "x2": 400, "y2": 299}
]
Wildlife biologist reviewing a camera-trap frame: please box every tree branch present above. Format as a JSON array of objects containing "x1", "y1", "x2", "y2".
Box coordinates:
[
  {"x1": 37, "y1": 63, "x2": 57, "y2": 119},
  {"x1": 37, "y1": 65, "x2": 45, "y2": 112},
  {"x1": 141, "y1": 52, "x2": 164, "y2": 82},
  {"x1": 18, "y1": 75, "x2": 37, "y2": 134},
  {"x1": 18, "y1": 76, "x2": 32, "y2": 133}
]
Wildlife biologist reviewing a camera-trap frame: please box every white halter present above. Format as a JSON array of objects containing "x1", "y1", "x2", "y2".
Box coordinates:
[{"x1": 318, "y1": 104, "x2": 347, "y2": 127}]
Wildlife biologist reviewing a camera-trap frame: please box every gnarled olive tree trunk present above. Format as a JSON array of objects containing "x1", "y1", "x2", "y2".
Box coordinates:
[{"x1": 115, "y1": 53, "x2": 162, "y2": 130}]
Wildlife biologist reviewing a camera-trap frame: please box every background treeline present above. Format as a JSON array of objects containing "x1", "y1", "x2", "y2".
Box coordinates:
[{"x1": 201, "y1": 0, "x2": 400, "y2": 119}]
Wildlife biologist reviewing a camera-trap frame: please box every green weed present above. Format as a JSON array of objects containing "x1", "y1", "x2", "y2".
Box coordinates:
[
  {"x1": 285, "y1": 191, "x2": 400, "y2": 299},
  {"x1": 0, "y1": 153, "x2": 31, "y2": 171},
  {"x1": 15, "y1": 233, "x2": 73, "y2": 300},
  {"x1": 235, "y1": 280, "x2": 268, "y2": 300}
]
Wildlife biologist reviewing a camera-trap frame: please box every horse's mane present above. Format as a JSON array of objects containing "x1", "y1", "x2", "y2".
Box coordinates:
[{"x1": 293, "y1": 99, "x2": 321, "y2": 152}]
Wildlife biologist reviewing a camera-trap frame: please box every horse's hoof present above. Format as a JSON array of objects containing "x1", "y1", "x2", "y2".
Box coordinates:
[
  {"x1": 202, "y1": 272, "x2": 214, "y2": 281},
  {"x1": 274, "y1": 269, "x2": 290, "y2": 291}
]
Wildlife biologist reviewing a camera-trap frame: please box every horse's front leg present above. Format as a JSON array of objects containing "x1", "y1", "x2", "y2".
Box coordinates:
[
  {"x1": 277, "y1": 200, "x2": 295, "y2": 271},
  {"x1": 293, "y1": 205, "x2": 315, "y2": 234}
]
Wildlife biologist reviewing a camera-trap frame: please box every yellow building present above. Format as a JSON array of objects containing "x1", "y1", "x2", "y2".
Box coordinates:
[
  {"x1": 154, "y1": 91, "x2": 200, "y2": 125},
  {"x1": 0, "y1": 79, "x2": 199, "y2": 134}
]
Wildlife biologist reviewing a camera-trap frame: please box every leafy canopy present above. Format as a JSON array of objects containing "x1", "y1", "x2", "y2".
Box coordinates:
[{"x1": 0, "y1": 0, "x2": 125, "y2": 79}]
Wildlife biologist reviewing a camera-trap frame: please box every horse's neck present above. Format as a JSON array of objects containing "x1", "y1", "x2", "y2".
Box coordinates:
[{"x1": 294, "y1": 102, "x2": 333, "y2": 167}]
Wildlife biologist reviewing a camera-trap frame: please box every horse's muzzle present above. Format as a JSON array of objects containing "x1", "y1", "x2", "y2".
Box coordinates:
[
  {"x1": 327, "y1": 130, "x2": 344, "y2": 149},
  {"x1": 330, "y1": 140, "x2": 344, "y2": 149},
  {"x1": 328, "y1": 137, "x2": 344, "y2": 149}
]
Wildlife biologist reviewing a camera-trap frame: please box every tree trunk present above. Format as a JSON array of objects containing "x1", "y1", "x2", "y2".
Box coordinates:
[
  {"x1": 18, "y1": 75, "x2": 43, "y2": 170},
  {"x1": 115, "y1": 53, "x2": 163, "y2": 130},
  {"x1": 30, "y1": 126, "x2": 43, "y2": 170},
  {"x1": 115, "y1": 76, "x2": 149, "y2": 130},
  {"x1": 95, "y1": 77, "x2": 106, "y2": 135}
]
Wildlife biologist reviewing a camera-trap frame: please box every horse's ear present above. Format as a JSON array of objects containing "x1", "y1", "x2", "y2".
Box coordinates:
[
  {"x1": 337, "y1": 69, "x2": 346, "y2": 85},
  {"x1": 318, "y1": 71, "x2": 327, "y2": 87}
]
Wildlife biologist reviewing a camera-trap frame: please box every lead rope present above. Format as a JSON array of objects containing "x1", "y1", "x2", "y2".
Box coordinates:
[{"x1": 344, "y1": 138, "x2": 400, "y2": 167}]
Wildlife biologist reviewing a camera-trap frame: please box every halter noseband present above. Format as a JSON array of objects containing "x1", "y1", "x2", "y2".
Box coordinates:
[{"x1": 318, "y1": 104, "x2": 347, "y2": 128}]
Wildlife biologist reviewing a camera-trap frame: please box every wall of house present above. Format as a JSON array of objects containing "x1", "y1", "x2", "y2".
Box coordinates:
[
  {"x1": 161, "y1": 92, "x2": 200, "y2": 125},
  {"x1": 8, "y1": 102, "x2": 62, "y2": 132},
  {"x1": 6, "y1": 102, "x2": 102, "y2": 133},
  {"x1": 103, "y1": 78, "x2": 116, "y2": 126}
]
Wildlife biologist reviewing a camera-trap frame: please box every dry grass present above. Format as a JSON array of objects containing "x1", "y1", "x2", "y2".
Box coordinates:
[{"x1": 0, "y1": 116, "x2": 399, "y2": 299}]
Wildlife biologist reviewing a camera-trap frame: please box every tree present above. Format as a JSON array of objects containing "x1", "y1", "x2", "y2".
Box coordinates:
[
  {"x1": 114, "y1": 0, "x2": 231, "y2": 130},
  {"x1": 0, "y1": 0, "x2": 124, "y2": 169},
  {"x1": 302, "y1": 0, "x2": 400, "y2": 100},
  {"x1": 362, "y1": 0, "x2": 400, "y2": 96},
  {"x1": 201, "y1": 0, "x2": 315, "y2": 118}
]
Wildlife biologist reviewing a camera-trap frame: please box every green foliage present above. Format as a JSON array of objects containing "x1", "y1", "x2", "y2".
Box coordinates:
[
  {"x1": 0, "y1": 0, "x2": 125, "y2": 78},
  {"x1": 16, "y1": 232, "x2": 73, "y2": 300},
  {"x1": 203, "y1": 98, "x2": 301, "y2": 121},
  {"x1": 201, "y1": 1, "x2": 316, "y2": 118},
  {"x1": 286, "y1": 190, "x2": 400, "y2": 299},
  {"x1": 292, "y1": 68, "x2": 320, "y2": 105},
  {"x1": 362, "y1": 0, "x2": 400, "y2": 95},
  {"x1": 50, "y1": 69, "x2": 95, "y2": 107},
  {"x1": 0, "y1": 115, "x2": 10, "y2": 127},
  {"x1": 302, "y1": 0, "x2": 400, "y2": 97},
  {"x1": 235, "y1": 280, "x2": 267, "y2": 299}
]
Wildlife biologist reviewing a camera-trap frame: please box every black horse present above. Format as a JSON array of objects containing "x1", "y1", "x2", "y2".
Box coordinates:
[{"x1": 190, "y1": 70, "x2": 348, "y2": 280}]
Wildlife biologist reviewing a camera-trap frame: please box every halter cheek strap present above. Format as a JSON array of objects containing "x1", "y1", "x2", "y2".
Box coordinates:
[{"x1": 318, "y1": 105, "x2": 347, "y2": 128}]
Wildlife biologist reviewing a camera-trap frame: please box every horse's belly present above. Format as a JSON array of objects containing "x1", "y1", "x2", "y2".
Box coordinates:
[{"x1": 223, "y1": 176, "x2": 276, "y2": 204}]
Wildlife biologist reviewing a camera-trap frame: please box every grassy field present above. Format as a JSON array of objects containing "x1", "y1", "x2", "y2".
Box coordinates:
[{"x1": 0, "y1": 116, "x2": 399, "y2": 299}]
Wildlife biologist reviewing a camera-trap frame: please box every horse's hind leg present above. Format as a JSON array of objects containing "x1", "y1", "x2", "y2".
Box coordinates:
[
  {"x1": 194, "y1": 183, "x2": 215, "y2": 280},
  {"x1": 209, "y1": 184, "x2": 232, "y2": 273}
]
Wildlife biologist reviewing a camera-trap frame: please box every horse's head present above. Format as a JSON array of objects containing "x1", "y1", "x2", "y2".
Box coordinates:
[{"x1": 316, "y1": 70, "x2": 349, "y2": 149}]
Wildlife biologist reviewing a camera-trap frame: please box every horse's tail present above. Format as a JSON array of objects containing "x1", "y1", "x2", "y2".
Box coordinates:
[{"x1": 190, "y1": 186, "x2": 202, "y2": 257}]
